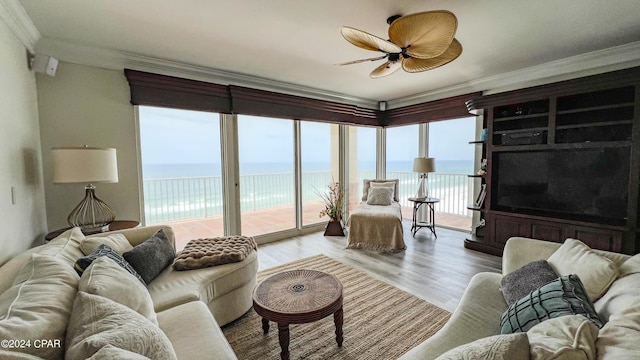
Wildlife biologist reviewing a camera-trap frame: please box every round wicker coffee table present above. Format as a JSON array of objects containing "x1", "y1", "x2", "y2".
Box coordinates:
[{"x1": 253, "y1": 269, "x2": 344, "y2": 360}]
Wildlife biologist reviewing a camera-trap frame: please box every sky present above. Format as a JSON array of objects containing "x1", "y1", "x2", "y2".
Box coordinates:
[{"x1": 138, "y1": 106, "x2": 476, "y2": 165}]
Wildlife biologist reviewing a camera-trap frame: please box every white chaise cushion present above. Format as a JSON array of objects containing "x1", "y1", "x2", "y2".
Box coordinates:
[
  {"x1": 547, "y1": 238, "x2": 618, "y2": 301},
  {"x1": 80, "y1": 233, "x2": 133, "y2": 255},
  {"x1": 527, "y1": 315, "x2": 598, "y2": 360}
]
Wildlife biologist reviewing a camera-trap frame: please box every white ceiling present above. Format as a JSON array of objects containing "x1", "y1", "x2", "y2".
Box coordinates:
[{"x1": 12, "y1": 0, "x2": 640, "y2": 108}]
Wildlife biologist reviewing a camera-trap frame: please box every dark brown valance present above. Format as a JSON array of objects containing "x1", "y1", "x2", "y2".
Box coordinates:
[
  {"x1": 124, "y1": 69, "x2": 231, "y2": 113},
  {"x1": 228, "y1": 85, "x2": 379, "y2": 126},
  {"x1": 383, "y1": 92, "x2": 482, "y2": 127},
  {"x1": 124, "y1": 69, "x2": 479, "y2": 127}
]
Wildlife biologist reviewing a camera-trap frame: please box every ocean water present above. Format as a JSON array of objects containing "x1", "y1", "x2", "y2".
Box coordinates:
[
  {"x1": 142, "y1": 160, "x2": 473, "y2": 179},
  {"x1": 142, "y1": 160, "x2": 473, "y2": 223}
]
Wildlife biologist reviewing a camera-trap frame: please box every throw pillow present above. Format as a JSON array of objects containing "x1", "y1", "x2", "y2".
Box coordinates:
[
  {"x1": 547, "y1": 238, "x2": 618, "y2": 301},
  {"x1": 38, "y1": 226, "x2": 85, "y2": 266},
  {"x1": 79, "y1": 256, "x2": 158, "y2": 325},
  {"x1": 435, "y1": 333, "x2": 529, "y2": 360},
  {"x1": 80, "y1": 233, "x2": 133, "y2": 255},
  {"x1": 89, "y1": 345, "x2": 151, "y2": 360},
  {"x1": 527, "y1": 314, "x2": 599, "y2": 360},
  {"x1": 0, "y1": 254, "x2": 79, "y2": 360},
  {"x1": 65, "y1": 291, "x2": 177, "y2": 360},
  {"x1": 75, "y1": 244, "x2": 145, "y2": 285},
  {"x1": 500, "y1": 275, "x2": 603, "y2": 334},
  {"x1": 173, "y1": 235, "x2": 256, "y2": 271},
  {"x1": 123, "y1": 229, "x2": 175, "y2": 284},
  {"x1": 366, "y1": 186, "x2": 394, "y2": 206},
  {"x1": 500, "y1": 260, "x2": 558, "y2": 306},
  {"x1": 362, "y1": 179, "x2": 399, "y2": 202}
]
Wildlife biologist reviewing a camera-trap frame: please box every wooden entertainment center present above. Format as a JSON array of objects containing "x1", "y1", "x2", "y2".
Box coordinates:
[{"x1": 465, "y1": 66, "x2": 640, "y2": 255}]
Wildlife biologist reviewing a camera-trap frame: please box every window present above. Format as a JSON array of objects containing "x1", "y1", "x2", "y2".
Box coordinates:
[
  {"x1": 237, "y1": 115, "x2": 295, "y2": 236},
  {"x1": 386, "y1": 124, "x2": 420, "y2": 218},
  {"x1": 300, "y1": 122, "x2": 340, "y2": 226},
  {"x1": 347, "y1": 126, "x2": 377, "y2": 211},
  {"x1": 138, "y1": 106, "x2": 223, "y2": 250}
]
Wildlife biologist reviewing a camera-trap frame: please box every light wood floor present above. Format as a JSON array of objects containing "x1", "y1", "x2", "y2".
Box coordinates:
[{"x1": 256, "y1": 221, "x2": 502, "y2": 312}]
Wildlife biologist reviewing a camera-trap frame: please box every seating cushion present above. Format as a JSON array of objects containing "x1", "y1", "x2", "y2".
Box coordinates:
[
  {"x1": 88, "y1": 345, "x2": 151, "y2": 359},
  {"x1": 527, "y1": 315, "x2": 598, "y2": 360},
  {"x1": 79, "y1": 256, "x2": 158, "y2": 325},
  {"x1": 547, "y1": 238, "x2": 618, "y2": 301},
  {"x1": 123, "y1": 229, "x2": 175, "y2": 284},
  {"x1": 173, "y1": 236, "x2": 256, "y2": 271},
  {"x1": 500, "y1": 275, "x2": 603, "y2": 334},
  {"x1": 434, "y1": 333, "x2": 529, "y2": 360},
  {"x1": 65, "y1": 292, "x2": 177, "y2": 360},
  {"x1": 0, "y1": 254, "x2": 79, "y2": 359}
]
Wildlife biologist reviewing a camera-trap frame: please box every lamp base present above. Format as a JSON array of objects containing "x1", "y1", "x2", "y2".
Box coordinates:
[
  {"x1": 67, "y1": 184, "x2": 116, "y2": 231},
  {"x1": 415, "y1": 175, "x2": 429, "y2": 199}
]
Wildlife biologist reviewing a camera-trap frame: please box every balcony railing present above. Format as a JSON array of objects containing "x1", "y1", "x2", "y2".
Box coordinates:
[{"x1": 143, "y1": 172, "x2": 472, "y2": 224}]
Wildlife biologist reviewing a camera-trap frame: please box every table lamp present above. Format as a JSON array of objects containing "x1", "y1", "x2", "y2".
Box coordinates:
[
  {"x1": 52, "y1": 146, "x2": 119, "y2": 232},
  {"x1": 413, "y1": 157, "x2": 435, "y2": 199}
]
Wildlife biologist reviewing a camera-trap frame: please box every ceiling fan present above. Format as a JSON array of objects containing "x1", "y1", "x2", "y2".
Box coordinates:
[{"x1": 338, "y1": 10, "x2": 462, "y2": 78}]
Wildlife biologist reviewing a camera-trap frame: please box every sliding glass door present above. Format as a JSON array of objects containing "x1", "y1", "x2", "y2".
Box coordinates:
[
  {"x1": 385, "y1": 124, "x2": 419, "y2": 218},
  {"x1": 347, "y1": 126, "x2": 377, "y2": 212},
  {"x1": 138, "y1": 106, "x2": 224, "y2": 250},
  {"x1": 237, "y1": 115, "x2": 295, "y2": 236}
]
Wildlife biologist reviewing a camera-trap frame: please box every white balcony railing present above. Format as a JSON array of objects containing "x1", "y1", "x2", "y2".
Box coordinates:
[{"x1": 143, "y1": 172, "x2": 472, "y2": 224}]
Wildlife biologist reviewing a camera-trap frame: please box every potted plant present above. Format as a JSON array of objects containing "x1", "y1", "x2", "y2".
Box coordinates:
[{"x1": 317, "y1": 181, "x2": 345, "y2": 236}]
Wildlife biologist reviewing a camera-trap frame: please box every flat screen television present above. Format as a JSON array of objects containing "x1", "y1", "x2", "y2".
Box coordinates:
[{"x1": 493, "y1": 148, "x2": 630, "y2": 226}]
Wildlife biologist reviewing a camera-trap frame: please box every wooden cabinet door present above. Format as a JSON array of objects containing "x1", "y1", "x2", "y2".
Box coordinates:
[
  {"x1": 566, "y1": 226, "x2": 623, "y2": 252},
  {"x1": 491, "y1": 214, "x2": 531, "y2": 246}
]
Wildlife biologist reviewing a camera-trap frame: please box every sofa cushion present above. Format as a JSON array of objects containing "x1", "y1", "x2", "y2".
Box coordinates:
[
  {"x1": 527, "y1": 314, "x2": 598, "y2": 360},
  {"x1": 594, "y1": 271, "x2": 640, "y2": 323},
  {"x1": 434, "y1": 333, "x2": 530, "y2": 360},
  {"x1": 79, "y1": 256, "x2": 157, "y2": 325},
  {"x1": 80, "y1": 233, "x2": 133, "y2": 255},
  {"x1": 500, "y1": 260, "x2": 558, "y2": 306},
  {"x1": 123, "y1": 229, "x2": 175, "y2": 284},
  {"x1": 174, "y1": 235, "x2": 256, "y2": 271},
  {"x1": 596, "y1": 302, "x2": 640, "y2": 359},
  {"x1": 66, "y1": 291, "x2": 177, "y2": 360},
  {"x1": 547, "y1": 238, "x2": 618, "y2": 301},
  {"x1": 0, "y1": 254, "x2": 79, "y2": 359},
  {"x1": 38, "y1": 227, "x2": 86, "y2": 266},
  {"x1": 88, "y1": 344, "x2": 151, "y2": 359},
  {"x1": 501, "y1": 275, "x2": 603, "y2": 334},
  {"x1": 75, "y1": 244, "x2": 145, "y2": 285},
  {"x1": 157, "y1": 301, "x2": 237, "y2": 360}
]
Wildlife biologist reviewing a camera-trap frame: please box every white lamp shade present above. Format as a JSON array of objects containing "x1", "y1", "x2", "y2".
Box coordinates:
[
  {"x1": 413, "y1": 158, "x2": 435, "y2": 173},
  {"x1": 52, "y1": 147, "x2": 119, "y2": 184}
]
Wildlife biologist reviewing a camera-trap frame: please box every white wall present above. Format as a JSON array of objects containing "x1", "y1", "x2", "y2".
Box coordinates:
[
  {"x1": 37, "y1": 63, "x2": 141, "y2": 230},
  {"x1": 0, "y1": 19, "x2": 47, "y2": 265}
]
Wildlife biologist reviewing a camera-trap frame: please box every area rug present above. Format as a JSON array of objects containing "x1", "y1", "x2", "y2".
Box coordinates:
[{"x1": 222, "y1": 254, "x2": 450, "y2": 360}]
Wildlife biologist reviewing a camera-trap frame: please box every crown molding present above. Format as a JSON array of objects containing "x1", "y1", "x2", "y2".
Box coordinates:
[
  {"x1": 0, "y1": 0, "x2": 40, "y2": 51},
  {"x1": 387, "y1": 41, "x2": 640, "y2": 109},
  {"x1": 36, "y1": 37, "x2": 379, "y2": 109}
]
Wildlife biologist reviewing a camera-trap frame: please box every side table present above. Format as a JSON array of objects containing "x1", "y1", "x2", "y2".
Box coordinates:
[
  {"x1": 44, "y1": 220, "x2": 140, "y2": 241},
  {"x1": 253, "y1": 269, "x2": 343, "y2": 360},
  {"x1": 408, "y1": 197, "x2": 440, "y2": 238}
]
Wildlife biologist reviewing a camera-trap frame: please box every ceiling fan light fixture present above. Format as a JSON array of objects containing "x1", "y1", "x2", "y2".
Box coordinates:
[{"x1": 339, "y1": 10, "x2": 462, "y2": 78}]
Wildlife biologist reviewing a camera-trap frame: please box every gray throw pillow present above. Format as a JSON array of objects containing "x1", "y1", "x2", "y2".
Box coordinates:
[
  {"x1": 75, "y1": 244, "x2": 146, "y2": 285},
  {"x1": 500, "y1": 274, "x2": 603, "y2": 334},
  {"x1": 123, "y1": 229, "x2": 175, "y2": 284},
  {"x1": 500, "y1": 260, "x2": 558, "y2": 306}
]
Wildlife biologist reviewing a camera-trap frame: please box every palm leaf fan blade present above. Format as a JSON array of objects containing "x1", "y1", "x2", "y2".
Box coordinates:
[
  {"x1": 341, "y1": 26, "x2": 402, "y2": 54},
  {"x1": 402, "y1": 39, "x2": 462, "y2": 73},
  {"x1": 388, "y1": 11, "x2": 458, "y2": 59},
  {"x1": 370, "y1": 59, "x2": 403, "y2": 78}
]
